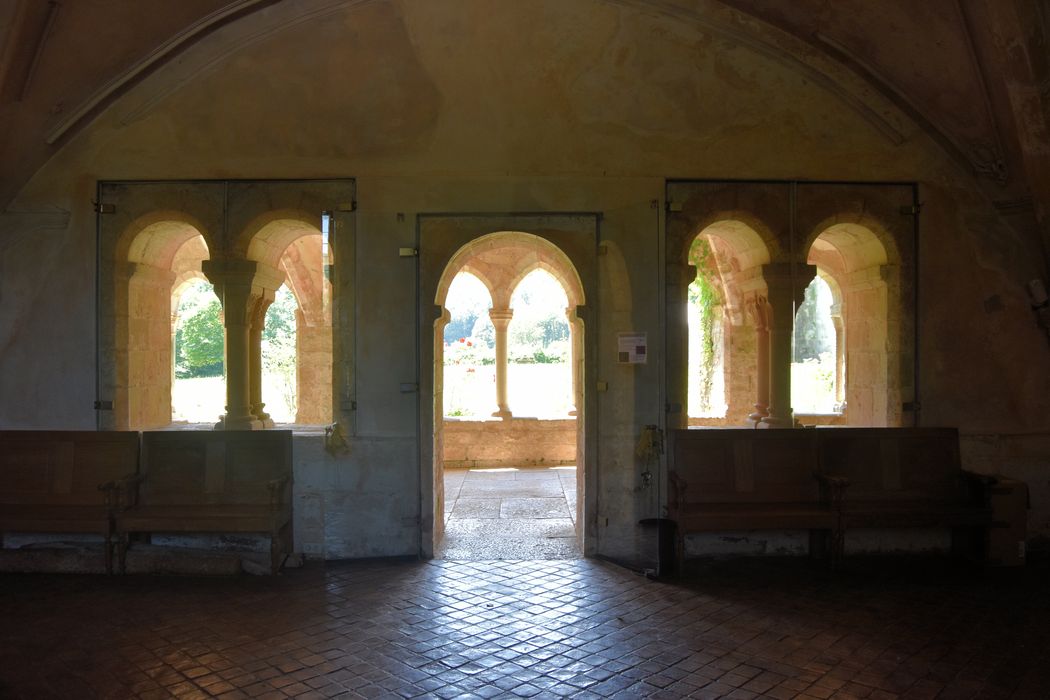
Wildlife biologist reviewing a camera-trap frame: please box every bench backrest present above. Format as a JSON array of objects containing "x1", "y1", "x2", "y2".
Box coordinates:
[
  {"x1": 0, "y1": 431, "x2": 139, "y2": 505},
  {"x1": 139, "y1": 430, "x2": 292, "y2": 506},
  {"x1": 670, "y1": 429, "x2": 820, "y2": 504},
  {"x1": 815, "y1": 427, "x2": 970, "y2": 502}
]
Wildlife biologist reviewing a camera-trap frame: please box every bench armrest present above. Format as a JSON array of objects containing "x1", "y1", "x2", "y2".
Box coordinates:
[
  {"x1": 667, "y1": 471, "x2": 687, "y2": 518},
  {"x1": 814, "y1": 472, "x2": 849, "y2": 508},
  {"x1": 267, "y1": 475, "x2": 292, "y2": 509},
  {"x1": 99, "y1": 474, "x2": 143, "y2": 512},
  {"x1": 99, "y1": 473, "x2": 144, "y2": 510}
]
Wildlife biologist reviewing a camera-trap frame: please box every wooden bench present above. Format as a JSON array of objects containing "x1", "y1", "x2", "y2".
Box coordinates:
[
  {"x1": 815, "y1": 427, "x2": 991, "y2": 555},
  {"x1": 115, "y1": 430, "x2": 293, "y2": 574},
  {"x1": 0, "y1": 431, "x2": 140, "y2": 574},
  {"x1": 668, "y1": 429, "x2": 845, "y2": 564}
]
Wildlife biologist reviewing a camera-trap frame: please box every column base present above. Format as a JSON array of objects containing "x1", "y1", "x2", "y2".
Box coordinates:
[
  {"x1": 758, "y1": 414, "x2": 793, "y2": 429},
  {"x1": 252, "y1": 405, "x2": 275, "y2": 429},
  {"x1": 492, "y1": 409, "x2": 513, "y2": 421},
  {"x1": 215, "y1": 414, "x2": 266, "y2": 431}
]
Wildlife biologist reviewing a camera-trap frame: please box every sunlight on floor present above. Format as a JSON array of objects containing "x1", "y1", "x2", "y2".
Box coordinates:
[{"x1": 439, "y1": 466, "x2": 580, "y2": 561}]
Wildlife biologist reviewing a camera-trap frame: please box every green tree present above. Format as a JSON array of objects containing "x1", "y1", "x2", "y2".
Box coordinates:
[
  {"x1": 262, "y1": 286, "x2": 298, "y2": 416},
  {"x1": 176, "y1": 297, "x2": 224, "y2": 378}
]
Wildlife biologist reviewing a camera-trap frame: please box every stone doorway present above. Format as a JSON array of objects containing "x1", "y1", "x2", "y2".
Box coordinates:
[{"x1": 419, "y1": 217, "x2": 598, "y2": 560}]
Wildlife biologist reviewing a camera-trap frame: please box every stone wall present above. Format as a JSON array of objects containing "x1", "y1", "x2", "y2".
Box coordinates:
[
  {"x1": 443, "y1": 419, "x2": 576, "y2": 469},
  {"x1": 2, "y1": 0, "x2": 1049, "y2": 564}
]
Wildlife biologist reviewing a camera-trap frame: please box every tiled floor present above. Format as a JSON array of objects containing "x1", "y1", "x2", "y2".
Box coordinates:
[
  {"x1": 2, "y1": 555, "x2": 1050, "y2": 699},
  {"x1": 439, "y1": 467, "x2": 579, "y2": 561}
]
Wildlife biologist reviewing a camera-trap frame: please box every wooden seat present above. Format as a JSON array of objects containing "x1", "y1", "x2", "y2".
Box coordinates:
[
  {"x1": 668, "y1": 429, "x2": 844, "y2": 566},
  {"x1": 0, "y1": 430, "x2": 140, "y2": 574},
  {"x1": 816, "y1": 427, "x2": 992, "y2": 554},
  {"x1": 115, "y1": 430, "x2": 293, "y2": 574}
]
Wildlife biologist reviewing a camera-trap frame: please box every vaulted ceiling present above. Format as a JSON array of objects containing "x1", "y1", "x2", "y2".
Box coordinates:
[{"x1": 1, "y1": 0, "x2": 1048, "y2": 251}]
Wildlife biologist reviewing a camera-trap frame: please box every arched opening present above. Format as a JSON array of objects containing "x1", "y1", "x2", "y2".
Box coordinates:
[
  {"x1": 804, "y1": 223, "x2": 897, "y2": 426},
  {"x1": 791, "y1": 274, "x2": 840, "y2": 416},
  {"x1": 507, "y1": 269, "x2": 573, "y2": 418},
  {"x1": 120, "y1": 220, "x2": 210, "y2": 429},
  {"x1": 434, "y1": 232, "x2": 585, "y2": 560},
  {"x1": 171, "y1": 277, "x2": 224, "y2": 423},
  {"x1": 685, "y1": 220, "x2": 771, "y2": 427},
  {"x1": 442, "y1": 272, "x2": 496, "y2": 418},
  {"x1": 687, "y1": 236, "x2": 727, "y2": 420},
  {"x1": 245, "y1": 215, "x2": 332, "y2": 425},
  {"x1": 261, "y1": 285, "x2": 299, "y2": 423}
]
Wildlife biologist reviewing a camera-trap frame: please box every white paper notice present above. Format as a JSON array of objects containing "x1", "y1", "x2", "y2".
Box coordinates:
[{"x1": 617, "y1": 333, "x2": 647, "y2": 364}]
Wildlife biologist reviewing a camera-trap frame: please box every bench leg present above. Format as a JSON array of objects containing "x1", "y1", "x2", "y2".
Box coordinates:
[
  {"x1": 104, "y1": 531, "x2": 113, "y2": 575},
  {"x1": 271, "y1": 523, "x2": 291, "y2": 574},
  {"x1": 117, "y1": 533, "x2": 129, "y2": 574}
]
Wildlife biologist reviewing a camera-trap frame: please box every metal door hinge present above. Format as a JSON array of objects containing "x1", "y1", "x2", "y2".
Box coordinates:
[
  {"x1": 399, "y1": 247, "x2": 418, "y2": 257},
  {"x1": 93, "y1": 202, "x2": 115, "y2": 214},
  {"x1": 899, "y1": 204, "x2": 922, "y2": 216}
]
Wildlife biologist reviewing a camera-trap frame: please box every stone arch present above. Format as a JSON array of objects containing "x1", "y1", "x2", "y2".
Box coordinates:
[
  {"x1": 116, "y1": 210, "x2": 214, "y2": 266},
  {"x1": 244, "y1": 215, "x2": 332, "y2": 425},
  {"x1": 434, "y1": 230, "x2": 583, "y2": 480},
  {"x1": 117, "y1": 215, "x2": 211, "y2": 429},
  {"x1": 805, "y1": 220, "x2": 899, "y2": 426},
  {"x1": 686, "y1": 219, "x2": 773, "y2": 426},
  {"x1": 507, "y1": 261, "x2": 581, "y2": 310},
  {"x1": 243, "y1": 210, "x2": 322, "y2": 266},
  {"x1": 436, "y1": 231, "x2": 585, "y2": 310},
  {"x1": 684, "y1": 216, "x2": 776, "y2": 272},
  {"x1": 454, "y1": 265, "x2": 498, "y2": 308}
]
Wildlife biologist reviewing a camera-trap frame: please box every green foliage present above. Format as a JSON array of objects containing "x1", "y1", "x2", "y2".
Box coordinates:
[
  {"x1": 688, "y1": 236, "x2": 718, "y2": 411},
  {"x1": 262, "y1": 287, "x2": 298, "y2": 417},
  {"x1": 175, "y1": 289, "x2": 223, "y2": 379}
]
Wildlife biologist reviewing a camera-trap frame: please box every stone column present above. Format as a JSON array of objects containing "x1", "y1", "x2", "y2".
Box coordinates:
[
  {"x1": 566, "y1": 307, "x2": 579, "y2": 416},
  {"x1": 490, "y1": 308, "x2": 514, "y2": 419},
  {"x1": 830, "y1": 302, "x2": 845, "y2": 411},
  {"x1": 746, "y1": 296, "x2": 770, "y2": 426},
  {"x1": 204, "y1": 260, "x2": 267, "y2": 430},
  {"x1": 761, "y1": 263, "x2": 816, "y2": 428},
  {"x1": 249, "y1": 294, "x2": 275, "y2": 428},
  {"x1": 665, "y1": 260, "x2": 695, "y2": 430}
]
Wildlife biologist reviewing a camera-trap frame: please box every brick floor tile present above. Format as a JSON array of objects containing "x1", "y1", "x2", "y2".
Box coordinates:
[{"x1": 1, "y1": 557, "x2": 1049, "y2": 700}]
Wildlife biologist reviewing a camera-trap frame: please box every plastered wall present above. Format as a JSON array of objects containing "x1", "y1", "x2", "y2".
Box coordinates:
[{"x1": 2, "y1": 0, "x2": 1049, "y2": 563}]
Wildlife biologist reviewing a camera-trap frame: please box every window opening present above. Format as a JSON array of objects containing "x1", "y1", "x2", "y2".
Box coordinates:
[
  {"x1": 442, "y1": 272, "x2": 495, "y2": 418},
  {"x1": 171, "y1": 279, "x2": 224, "y2": 423},
  {"x1": 687, "y1": 236, "x2": 727, "y2": 419},
  {"x1": 507, "y1": 270, "x2": 572, "y2": 418},
  {"x1": 262, "y1": 285, "x2": 299, "y2": 423},
  {"x1": 791, "y1": 275, "x2": 838, "y2": 414}
]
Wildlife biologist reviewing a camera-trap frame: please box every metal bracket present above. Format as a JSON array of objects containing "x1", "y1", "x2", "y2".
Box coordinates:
[{"x1": 399, "y1": 247, "x2": 418, "y2": 257}]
